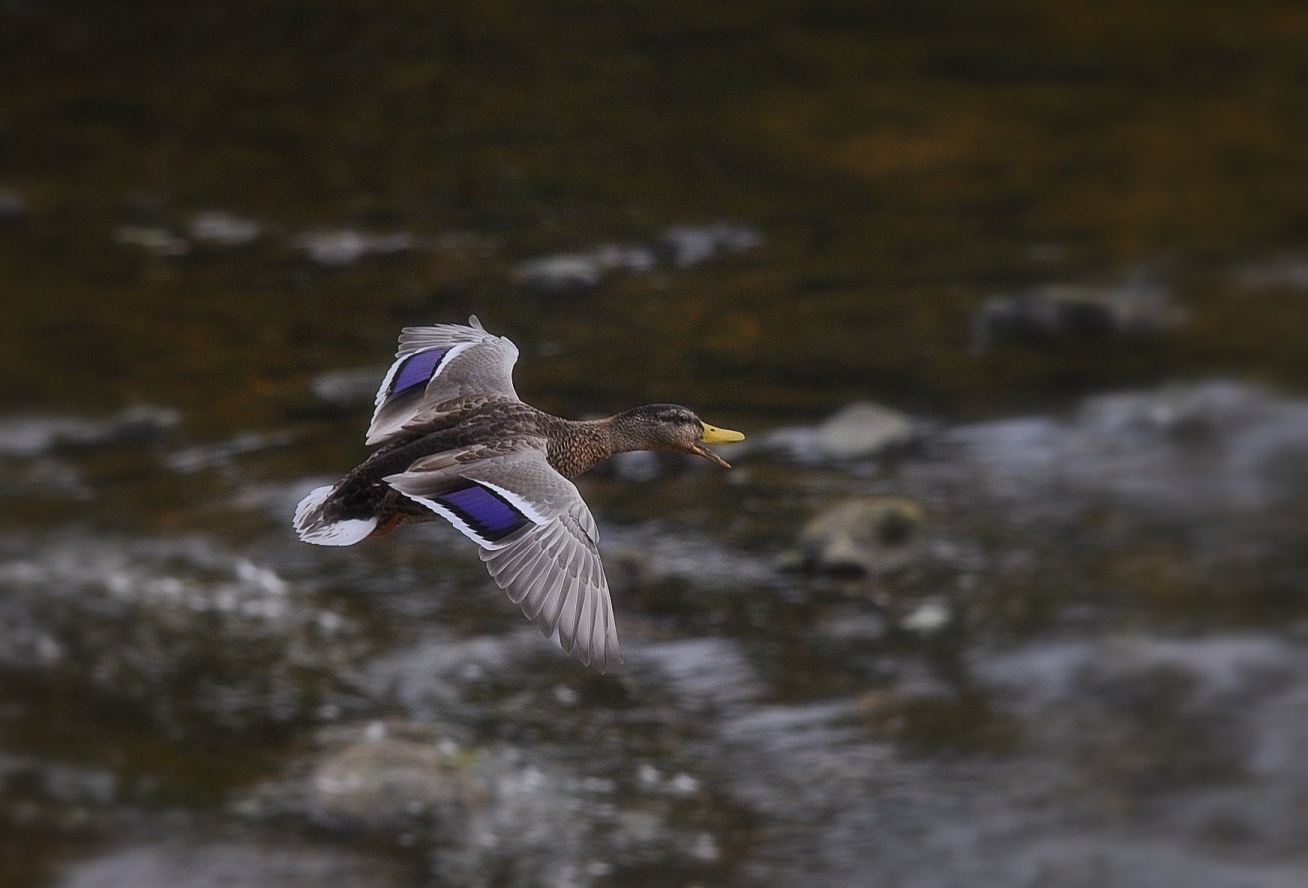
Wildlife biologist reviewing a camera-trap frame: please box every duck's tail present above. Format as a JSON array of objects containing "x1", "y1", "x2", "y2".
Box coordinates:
[{"x1": 293, "y1": 484, "x2": 379, "y2": 546}]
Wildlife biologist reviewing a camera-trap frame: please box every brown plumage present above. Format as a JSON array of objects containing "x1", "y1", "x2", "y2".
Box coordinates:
[{"x1": 293, "y1": 317, "x2": 744, "y2": 671}]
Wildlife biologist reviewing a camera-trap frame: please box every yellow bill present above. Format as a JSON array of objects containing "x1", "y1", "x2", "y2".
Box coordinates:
[
  {"x1": 691, "y1": 421, "x2": 744, "y2": 469},
  {"x1": 699, "y1": 422, "x2": 745, "y2": 444}
]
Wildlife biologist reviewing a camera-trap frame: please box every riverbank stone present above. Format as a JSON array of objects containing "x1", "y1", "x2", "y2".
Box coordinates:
[{"x1": 783, "y1": 495, "x2": 927, "y2": 577}]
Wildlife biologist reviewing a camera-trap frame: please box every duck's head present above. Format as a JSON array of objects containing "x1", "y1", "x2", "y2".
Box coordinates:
[{"x1": 610, "y1": 404, "x2": 745, "y2": 468}]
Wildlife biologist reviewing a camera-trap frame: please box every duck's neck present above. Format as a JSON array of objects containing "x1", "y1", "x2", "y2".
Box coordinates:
[
  {"x1": 547, "y1": 411, "x2": 667, "y2": 479},
  {"x1": 546, "y1": 417, "x2": 618, "y2": 479}
]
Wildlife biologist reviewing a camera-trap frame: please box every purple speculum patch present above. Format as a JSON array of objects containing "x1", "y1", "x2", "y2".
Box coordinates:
[
  {"x1": 437, "y1": 482, "x2": 529, "y2": 542},
  {"x1": 390, "y1": 348, "x2": 449, "y2": 395}
]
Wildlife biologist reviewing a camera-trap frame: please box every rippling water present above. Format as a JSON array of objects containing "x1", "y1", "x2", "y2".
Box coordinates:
[{"x1": 3, "y1": 3, "x2": 1308, "y2": 886}]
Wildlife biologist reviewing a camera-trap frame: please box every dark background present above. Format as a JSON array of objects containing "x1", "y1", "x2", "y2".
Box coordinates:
[{"x1": 2, "y1": 3, "x2": 1307, "y2": 886}]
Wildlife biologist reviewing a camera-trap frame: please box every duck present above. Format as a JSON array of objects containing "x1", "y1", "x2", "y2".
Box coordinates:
[{"x1": 293, "y1": 316, "x2": 744, "y2": 672}]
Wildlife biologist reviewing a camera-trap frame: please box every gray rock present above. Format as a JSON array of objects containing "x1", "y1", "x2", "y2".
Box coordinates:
[
  {"x1": 298, "y1": 721, "x2": 473, "y2": 832},
  {"x1": 787, "y1": 495, "x2": 926, "y2": 577},
  {"x1": 817, "y1": 402, "x2": 914, "y2": 460}
]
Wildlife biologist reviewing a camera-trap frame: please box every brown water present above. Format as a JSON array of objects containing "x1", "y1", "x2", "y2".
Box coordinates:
[{"x1": 2, "y1": 3, "x2": 1308, "y2": 886}]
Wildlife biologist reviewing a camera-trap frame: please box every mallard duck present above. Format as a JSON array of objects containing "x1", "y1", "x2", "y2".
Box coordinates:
[{"x1": 293, "y1": 316, "x2": 744, "y2": 671}]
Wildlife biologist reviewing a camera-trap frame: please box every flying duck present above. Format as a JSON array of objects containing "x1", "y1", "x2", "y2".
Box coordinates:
[{"x1": 293, "y1": 316, "x2": 744, "y2": 671}]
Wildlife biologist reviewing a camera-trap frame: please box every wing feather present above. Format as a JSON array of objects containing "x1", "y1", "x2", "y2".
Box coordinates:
[
  {"x1": 519, "y1": 538, "x2": 559, "y2": 620},
  {"x1": 387, "y1": 447, "x2": 623, "y2": 671},
  {"x1": 367, "y1": 316, "x2": 521, "y2": 446},
  {"x1": 559, "y1": 576, "x2": 585, "y2": 655},
  {"x1": 538, "y1": 573, "x2": 576, "y2": 640},
  {"x1": 491, "y1": 539, "x2": 540, "y2": 590}
]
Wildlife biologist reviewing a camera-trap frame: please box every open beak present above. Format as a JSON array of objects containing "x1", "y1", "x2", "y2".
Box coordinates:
[{"x1": 693, "y1": 421, "x2": 746, "y2": 469}]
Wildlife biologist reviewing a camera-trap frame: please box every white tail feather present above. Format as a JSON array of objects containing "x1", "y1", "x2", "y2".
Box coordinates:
[{"x1": 293, "y1": 484, "x2": 377, "y2": 546}]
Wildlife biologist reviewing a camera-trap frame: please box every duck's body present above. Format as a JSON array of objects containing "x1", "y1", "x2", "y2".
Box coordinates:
[{"x1": 294, "y1": 317, "x2": 743, "y2": 671}]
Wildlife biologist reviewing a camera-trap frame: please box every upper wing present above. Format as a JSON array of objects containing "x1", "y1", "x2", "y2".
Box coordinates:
[
  {"x1": 384, "y1": 448, "x2": 622, "y2": 671},
  {"x1": 366, "y1": 315, "x2": 521, "y2": 446}
]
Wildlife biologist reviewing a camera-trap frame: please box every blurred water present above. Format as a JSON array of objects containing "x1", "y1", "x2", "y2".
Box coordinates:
[{"x1": 2, "y1": 2, "x2": 1308, "y2": 886}]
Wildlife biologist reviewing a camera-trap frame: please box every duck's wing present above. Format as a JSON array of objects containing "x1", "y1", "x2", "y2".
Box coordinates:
[
  {"x1": 367, "y1": 315, "x2": 521, "y2": 446},
  {"x1": 384, "y1": 447, "x2": 622, "y2": 672}
]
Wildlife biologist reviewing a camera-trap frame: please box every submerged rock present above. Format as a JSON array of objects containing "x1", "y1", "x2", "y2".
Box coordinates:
[
  {"x1": 292, "y1": 716, "x2": 476, "y2": 836},
  {"x1": 972, "y1": 279, "x2": 1184, "y2": 352},
  {"x1": 783, "y1": 495, "x2": 926, "y2": 577}
]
